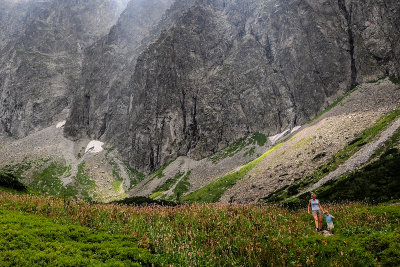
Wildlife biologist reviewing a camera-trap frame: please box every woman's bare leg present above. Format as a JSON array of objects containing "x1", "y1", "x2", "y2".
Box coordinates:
[
  {"x1": 313, "y1": 216, "x2": 319, "y2": 229},
  {"x1": 318, "y1": 216, "x2": 323, "y2": 230}
]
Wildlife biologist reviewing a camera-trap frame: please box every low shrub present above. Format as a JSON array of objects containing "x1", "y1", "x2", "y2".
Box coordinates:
[{"x1": 112, "y1": 196, "x2": 176, "y2": 206}]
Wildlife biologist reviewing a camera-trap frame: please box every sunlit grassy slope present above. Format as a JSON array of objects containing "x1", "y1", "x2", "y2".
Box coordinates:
[{"x1": 183, "y1": 143, "x2": 282, "y2": 203}]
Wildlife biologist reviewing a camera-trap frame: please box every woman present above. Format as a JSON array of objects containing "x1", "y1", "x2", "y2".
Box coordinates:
[{"x1": 308, "y1": 193, "x2": 325, "y2": 232}]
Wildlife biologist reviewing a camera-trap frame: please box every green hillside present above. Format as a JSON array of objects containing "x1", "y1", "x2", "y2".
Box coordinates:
[
  {"x1": 0, "y1": 208, "x2": 160, "y2": 266},
  {"x1": 0, "y1": 190, "x2": 399, "y2": 266}
]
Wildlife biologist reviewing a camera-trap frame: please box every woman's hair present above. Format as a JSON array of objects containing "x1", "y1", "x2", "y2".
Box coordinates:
[{"x1": 311, "y1": 193, "x2": 316, "y2": 197}]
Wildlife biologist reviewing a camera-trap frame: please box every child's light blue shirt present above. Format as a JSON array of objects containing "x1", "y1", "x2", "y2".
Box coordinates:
[{"x1": 323, "y1": 214, "x2": 334, "y2": 223}]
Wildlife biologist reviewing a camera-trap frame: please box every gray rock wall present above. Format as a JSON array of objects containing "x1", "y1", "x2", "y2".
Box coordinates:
[
  {"x1": 0, "y1": 0, "x2": 127, "y2": 137},
  {"x1": 350, "y1": 0, "x2": 400, "y2": 81},
  {"x1": 64, "y1": 0, "x2": 176, "y2": 141},
  {"x1": 118, "y1": 0, "x2": 400, "y2": 172},
  {"x1": 2, "y1": 0, "x2": 399, "y2": 174}
]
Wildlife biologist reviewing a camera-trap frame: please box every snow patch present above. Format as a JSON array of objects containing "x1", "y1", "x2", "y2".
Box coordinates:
[
  {"x1": 269, "y1": 129, "x2": 289, "y2": 144},
  {"x1": 56, "y1": 120, "x2": 66, "y2": 128},
  {"x1": 291, "y1": 126, "x2": 301, "y2": 133},
  {"x1": 85, "y1": 140, "x2": 104, "y2": 153}
]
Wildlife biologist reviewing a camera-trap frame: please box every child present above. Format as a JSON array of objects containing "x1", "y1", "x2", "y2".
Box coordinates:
[{"x1": 323, "y1": 211, "x2": 335, "y2": 232}]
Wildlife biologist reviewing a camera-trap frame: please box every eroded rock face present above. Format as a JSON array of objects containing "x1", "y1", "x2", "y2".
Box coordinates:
[
  {"x1": 64, "y1": 0, "x2": 177, "y2": 143},
  {"x1": 117, "y1": 0, "x2": 400, "y2": 172},
  {"x1": 124, "y1": 0, "x2": 346, "y2": 171},
  {"x1": 350, "y1": 0, "x2": 400, "y2": 82},
  {"x1": 0, "y1": 0, "x2": 128, "y2": 137},
  {"x1": 2, "y1": 0, "x2": 400, "y2": 174},
  {"x1": 64, "y1": 0, "x2": 197, "y2": 166},
  {"x1": 0, "y1": 0, "x2": 35, "y2": 50}
]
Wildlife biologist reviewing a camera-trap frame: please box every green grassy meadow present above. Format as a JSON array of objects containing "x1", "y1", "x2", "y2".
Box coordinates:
[
  {"x1": 0, "y1": 191, "x2": 399, "y2": 266},
  {"x1": 0, "y1": 208, "x2": 158, "y2": 266}
]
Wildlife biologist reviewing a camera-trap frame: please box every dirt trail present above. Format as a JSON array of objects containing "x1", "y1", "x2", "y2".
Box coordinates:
[{"x1": 297, "y1": 116, "x2": 400, "y2": 196}]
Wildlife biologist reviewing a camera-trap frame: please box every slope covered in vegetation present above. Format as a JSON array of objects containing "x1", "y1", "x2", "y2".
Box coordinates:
[
  {"x1": 276, "y1": 128, "x2": 400, "y2": 209},
  {"x1": 0, "y1": 191, "x2": 399, "y2": 266},
  {"x1": 0, "y1": 208, "x2": 159, "y2": 266}
]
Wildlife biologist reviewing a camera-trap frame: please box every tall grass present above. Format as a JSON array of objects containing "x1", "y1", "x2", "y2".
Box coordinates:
[{"x1": 0, "y1": 191, "x2": 398, "y2": 266}]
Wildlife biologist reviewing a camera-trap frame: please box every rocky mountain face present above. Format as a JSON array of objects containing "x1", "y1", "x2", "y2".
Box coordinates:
[
  {"x1": 64, "y1": 0, "x2": 198, "y2": 160},
  {"x1": 0, "y1": 0, "x2": 35, "y2": 50},
  {"x1": 65, "y1": 0, "x2": 400, "y2": 173},
  {"x1": 2, "y1": 0, "x2": 400, "y2": 176},
  {"x1": 65, "y1": 0, "x2": 177, "y2": 143},
  {"x1": 0, "y1": 0, "x2": 128, "y2": 137}
]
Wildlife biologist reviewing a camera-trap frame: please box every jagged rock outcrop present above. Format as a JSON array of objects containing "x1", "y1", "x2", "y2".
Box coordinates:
[
  {"x1": 350, "y1": 0, "x2": 400, "y2": 81},
  {"x1": 0, "y1": 0, "x2": 128, "y2": 137},
  {"x1": 65, "y1": 0, "x2": 197, "y2": 165},
  {"x1": 125, "y1": 0, "x2": 349, "y2": 171}
]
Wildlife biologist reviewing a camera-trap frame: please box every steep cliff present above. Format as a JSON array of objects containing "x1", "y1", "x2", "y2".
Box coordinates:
[
  {"x1": 0, "y1": 0, "x2": 37, "y2": 50},
  {"x1": 64, "y1": 0, "x2": 199, "y2": 154},
  {"x1": 1, "y1": 0, "x2": 400, "y2": 201},
  {"x1": 64, "y1": 0, "x2": 176, "y2": 142},
  {"x1": 0, "y1": 0, "x2": 128, "y2": 137},
  {"x1": 114, "y1": 0, "x2": 399, "y2": 172}
]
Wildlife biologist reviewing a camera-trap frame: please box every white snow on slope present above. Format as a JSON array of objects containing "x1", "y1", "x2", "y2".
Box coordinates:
[
  {"x1": 291, "y1": 126, "x2": 301, "y2": 133},
  {"x1": 269, "y1": 129, "x2": 289, "y2": 144},
  {"x1": 56, "y1": 121, "x2": 66, "y2": 128},
  {"x1": 85, "y1": 140, "x2": 104, "y2": 153},
  {"x1": 269, "y1": 126, "x2": 302, "y2": 144}
]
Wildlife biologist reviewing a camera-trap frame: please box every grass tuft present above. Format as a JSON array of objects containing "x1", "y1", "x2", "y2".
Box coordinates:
[
  {"x1": 0, "y1": 173, "x2": 27, "y2": 192},
  {"x1": 151, "y1": 160, "x2": 175, "y2": 179},
  {"x1": 155, "y1": 171, "x2": 184, "y2": 192},
  {"x1": 0, "y1": 208, "x2": 159, "y2": 266},
  {"x1": 123, "y1": 162, "x2": 145, "y2": 189},
  {"x1": 172, "y1": 171, "x2": 192, "y2": 202},
  {"x1": 389, "y1": 75, "x2": 400, "y2": 85},
  {"x1": 75, "y1": 162, "x2": 96, "y2": 201}
]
